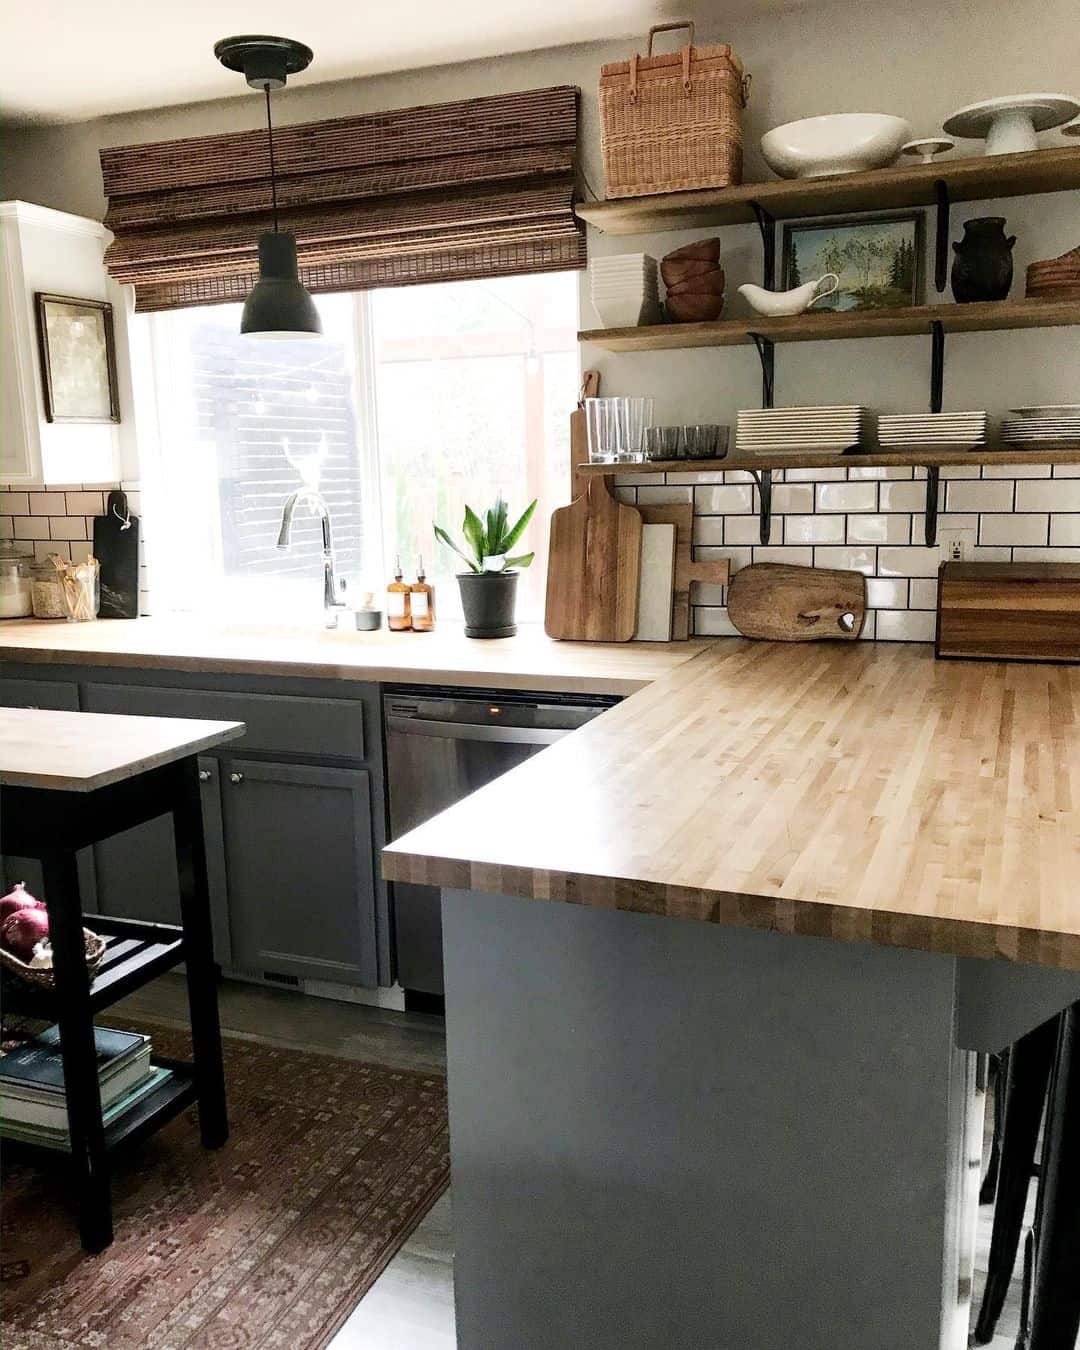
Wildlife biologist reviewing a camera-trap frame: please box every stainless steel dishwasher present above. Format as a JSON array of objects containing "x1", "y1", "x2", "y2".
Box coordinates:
[{"x1": 384, "y1": 685, "x2": 618, "y2": 1003}]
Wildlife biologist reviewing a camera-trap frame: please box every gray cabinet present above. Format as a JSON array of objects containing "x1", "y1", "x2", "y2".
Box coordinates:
[
  {"x1": 220, "y1": 758, "x2": 378, "y2": 988},
  {"x1": 92, "y1": 756, "x2": 232, "y2": 964}
]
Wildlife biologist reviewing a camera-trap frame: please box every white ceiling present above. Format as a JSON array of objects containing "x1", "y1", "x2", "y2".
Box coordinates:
[{"x1": 2, "y1": 0, "x2": 690, "y2": 126}]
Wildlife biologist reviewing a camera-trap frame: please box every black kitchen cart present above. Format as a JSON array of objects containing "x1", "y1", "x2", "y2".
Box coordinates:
[{"x1": 0, "y1": 708, "x2": 244, "y2": 1252}]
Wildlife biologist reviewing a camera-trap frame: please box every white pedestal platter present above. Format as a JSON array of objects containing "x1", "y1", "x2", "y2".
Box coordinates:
[{"x1": 943, "y1": 94, "x2": 1080, "y2": 155}]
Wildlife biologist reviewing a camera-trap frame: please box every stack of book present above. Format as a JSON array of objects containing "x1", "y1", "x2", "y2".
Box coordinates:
[{"x1": 0, "y1": 1024, "x2": 169, "y2": 1150}]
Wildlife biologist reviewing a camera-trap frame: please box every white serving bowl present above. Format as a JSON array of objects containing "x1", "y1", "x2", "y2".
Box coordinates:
[{"x1": 760, "y1": 114, "x2": 912, "y2": 179}]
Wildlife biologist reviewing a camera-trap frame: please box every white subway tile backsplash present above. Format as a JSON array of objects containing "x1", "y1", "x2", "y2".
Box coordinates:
[
  {"x1": 866, "y1": 578, "x2": 907, "y2": 609},
  {"x1": 783, "y1": 467, "x2": 846, "y2": 482},
  {"x1": 1050, "y1": 516, "x2": 1080, "y2": 546},
  {"x1": 980, "y1": 513, "x2": 1047, "y2": 546},
  {"x1": 1016, "y1": 480, "x2": 1080, "y2": 512},
  {"x1": 771, "y1": 484, "x2": 815, "y2": 514},
  {"x1": 692, "y1": 583, "x2": 727, "y2": 606},
  {"x1": 636, "y1": 485, "x2": 692, "y2": 506},
  {"x1": 693, "y1": 516, "x2": 725, "y2": 546},
  {"x1": 848, "y1": 466, "x2": 914, "y2": 480},
  {"x1": 753, "y1": 546, "x2": 814, "y2": 567},
  {"x1": 0, "y1": 492, "x2": 29, "y2": 516},
  {"x1": 816, "y1": 482, "x2": 877, "y2": 513},
  {"x1": 29, "y1": 492, "x2": 66, "y2": 515},
  {"x1": 813, "y1": 545, "x2": 876, "y2": 574},
  {"x1": 945, "y1": 480, "x2": 1014, "y2": 513},
  {"x1": 696, "y1": 484, "x2": 752, "y2": 514},
  {"x1": 694, "y1": 607, "x2": 741, "y2": 637},
  {"x1": 878, "y1": 547, "x2": 939, "y2": 578},
  {"x1": 908, "y1": 579, "x2": 938, "y2": 610},
  {"x1": 784, "y1": 514, "x2": 844, "y2": 544},
  {"x1": 13, "y1": 516, "x2": 49, "y2": 540},
  {"x1": 847, "y1": 514, "x2": 911, "y2": 545},
  {"x1": 720, "y1": 516, "x2": 761, "y2": 546},
  {"x1": 876, "y1": 610, "x2": 937, "y2": 642},
  {"x1": 613, "y1": 486, "x2": 637, "y2": 505},
  {"x1": 983, "y1": 463, "x2": 1051, "y2": 479},
  {"x1": 879, "y1": 481, "x2": 936, "y2": 513},
  {"x1": 1012, "y1": 546, "x2": 1080, "y2": 563}
]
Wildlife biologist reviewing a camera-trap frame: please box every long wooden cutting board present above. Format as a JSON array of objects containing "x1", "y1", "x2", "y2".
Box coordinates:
[
  {"x1": 545, "y1": 474, "x2": 642, "y2": 641},
  {"x1": 727, "y1": 563, "x2": 866, "y2": 641}
]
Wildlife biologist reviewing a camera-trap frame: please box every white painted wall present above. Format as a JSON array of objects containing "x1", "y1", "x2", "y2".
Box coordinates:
[{"x1": 1, "y1": 0, "x2": 1077, "y2": 635}]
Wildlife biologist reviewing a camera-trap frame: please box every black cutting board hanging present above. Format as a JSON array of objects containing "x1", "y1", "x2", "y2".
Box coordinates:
[{"x1": 92, "y1": 490, "x2": 140, "y2": 619}]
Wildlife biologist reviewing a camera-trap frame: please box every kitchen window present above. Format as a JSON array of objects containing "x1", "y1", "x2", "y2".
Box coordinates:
[{"x1": 143, "y1": 272, "x2": 579, "y2": 621}]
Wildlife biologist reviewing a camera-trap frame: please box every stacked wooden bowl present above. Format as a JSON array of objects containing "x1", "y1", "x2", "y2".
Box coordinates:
[
  {"x1": 661, "y1": 238, "x2": 725, "y2": 323},
  {"x1": 1026, "y1": 245, "x2": 1080, "y2": 300}
]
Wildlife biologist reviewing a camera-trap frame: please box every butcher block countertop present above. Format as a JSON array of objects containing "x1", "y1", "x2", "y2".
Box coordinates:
[
  {"x1": 0, "y1": 707, "x2": 244, "y2": 792},
  {"x1": 384, "y1": 640, "x2": 1080, "y2": 972},
  {"x1": 0, "y1": 618, "x2": 709, "y2": 695}
]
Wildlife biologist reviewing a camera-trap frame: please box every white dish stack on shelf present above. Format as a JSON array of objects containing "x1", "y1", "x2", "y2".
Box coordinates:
[
  {"x1": 735, "y1": 405, "x2": 871, "y2": 455},
  {"x1": 1000, "y1": 405, "x2": 1080, "y2": 450},
  {"x1": 590, "y1": 254, "x2": 660, "y2": 329},
  {"x1": 877, "y1": 410, "x2": 987, "y2": 451}
]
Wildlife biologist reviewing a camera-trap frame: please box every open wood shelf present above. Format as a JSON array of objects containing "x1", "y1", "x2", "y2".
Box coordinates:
[
  {"x1": 0, "y1": 914, "x2": 185, "y2": 1018},
  {"x1": 575, "y1": 146, "x2": 1080, "y2": 235},
  {"x1": 578, "y1": 447, "x2": 1080, "y2": 476},
  {"x1": 579, "y1": 297, "x2": 1080, "y2": 352}
]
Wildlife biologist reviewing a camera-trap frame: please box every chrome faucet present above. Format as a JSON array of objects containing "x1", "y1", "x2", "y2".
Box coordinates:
[{"x1": 276, "y1": 489, "x2": 348, "y2": 628}]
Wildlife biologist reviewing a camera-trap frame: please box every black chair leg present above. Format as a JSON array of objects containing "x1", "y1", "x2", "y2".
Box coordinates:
[
  {"x1": 973, "y1": 1015, "x2": 1059, "y2": 1345},
  {"x1": 1025, "y1": 1004, "x2": 1080, "y2": 1350},
  {"x1": 982, "y1": 1048, "x2": 1009, "y2": 1205},
  {"x1": 43, "y1": 850, "x2": 113, "y2": 1254}
]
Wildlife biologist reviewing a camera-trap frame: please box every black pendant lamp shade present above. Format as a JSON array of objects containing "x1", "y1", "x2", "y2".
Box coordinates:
[{"x1": 214, "y1": 35, "x2": 321, "y2": 339}]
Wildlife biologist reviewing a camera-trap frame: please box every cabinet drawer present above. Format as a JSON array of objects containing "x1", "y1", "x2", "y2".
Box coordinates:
[
  {"x1": 0, "y1": 677, "x2": 80, "y2": 710},
  {"x1": 83, "y1": 682, "x2": 365, "y2": 760}
]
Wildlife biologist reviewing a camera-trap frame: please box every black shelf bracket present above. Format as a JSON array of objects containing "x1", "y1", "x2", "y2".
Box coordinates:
[
  {"x1": 747, "y1": 330, "x2": 776, "y2": 543},
  {"x1": 924, "y1": 318, "x2": 946, "y2": 546},
  {"x1": 753, "y1": 468, "x2": 773, "y2": 544},
  {"x1": 750, "y1": 202, "x2": 777, "y2": 289},
  {"x1": 934, "y1": 179, "x2": 950, "y2": 296}
]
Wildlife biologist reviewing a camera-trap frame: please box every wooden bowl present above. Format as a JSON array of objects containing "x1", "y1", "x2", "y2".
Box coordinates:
[
  {"x1": 665, "y1": 267, "x2": 726, "y2": 297},
  {"x1": 661, "y1": 257, "x2": 720, "y2": 287},
  {"x1": 666, "y1": 292, "x2": 726, "y2": 323},
  {"x1": 663, "y1": 237, "x2": 723, "y2": 263}
]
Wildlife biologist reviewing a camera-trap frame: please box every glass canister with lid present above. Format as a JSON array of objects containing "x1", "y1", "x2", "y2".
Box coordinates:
[
  {"x1": 0, "y1": 544, "x2": 33, "y2": 618},
  {"x1": 31, "y1": 558, "x2": 67, "y2": 619}
]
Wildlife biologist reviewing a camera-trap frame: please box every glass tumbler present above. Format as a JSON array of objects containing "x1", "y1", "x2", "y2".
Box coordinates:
[
  {"x1": 585, "y1": 398, "x2": 620, "y2": 464},
  {"x1": 644, "y1": 426, "x2": 681, "y2": 461},
  {"x1": 615, "y1": 397, "x2": 654, "y2": 463},
  {"x1": 679, "y1": 425, "x2": 721, "y2": 460}
]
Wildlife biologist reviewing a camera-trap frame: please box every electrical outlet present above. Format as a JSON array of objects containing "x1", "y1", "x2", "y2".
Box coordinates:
[{"x1": 938, "y1": 528, "x2": 975, "y2": 564}]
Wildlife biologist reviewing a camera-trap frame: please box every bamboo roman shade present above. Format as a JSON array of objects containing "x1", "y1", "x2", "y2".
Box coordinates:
[{"x1": 100, "y1": 86, "x2": 584, "y2": 312}]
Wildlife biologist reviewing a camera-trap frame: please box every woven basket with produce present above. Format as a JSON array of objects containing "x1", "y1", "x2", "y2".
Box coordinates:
[{"x1": 0, "y1": 883, "x2": 106, "y2": 990}]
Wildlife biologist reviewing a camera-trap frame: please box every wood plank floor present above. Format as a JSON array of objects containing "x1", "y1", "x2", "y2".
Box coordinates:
[{"x1": 117, "y1": 976, "x2": 1028, "y2": 1350}]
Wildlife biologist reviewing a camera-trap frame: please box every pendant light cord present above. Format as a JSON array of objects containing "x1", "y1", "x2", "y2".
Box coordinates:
[{"x1": 264, "y1": 83, "x2": 279, "y2": 233}]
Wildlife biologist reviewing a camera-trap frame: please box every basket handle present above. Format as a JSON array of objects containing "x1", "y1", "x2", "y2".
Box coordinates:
[{"x1": 646, "y1": 21, "x2": 695, "y2": 55}]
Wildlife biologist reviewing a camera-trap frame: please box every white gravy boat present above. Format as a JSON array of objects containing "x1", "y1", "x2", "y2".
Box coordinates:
[{"x1": 738, "y1": 273, "x2": 840, "y2": 317}]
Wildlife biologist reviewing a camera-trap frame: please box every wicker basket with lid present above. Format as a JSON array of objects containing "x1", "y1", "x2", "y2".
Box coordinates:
[{"x1": 598, "y1": 22, "x2": 750, "y2": 199}]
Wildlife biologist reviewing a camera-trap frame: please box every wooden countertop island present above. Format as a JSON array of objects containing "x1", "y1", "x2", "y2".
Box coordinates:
[
  {"x1": 385, "y1": 639, "x2": 1080, "y2": 971},
  {"x1": 0, "y1": 617, "x2": 708, "y2": 696},
  {"x1": 383, "y1": 639, "x2": 1080, "y2": 1350}
]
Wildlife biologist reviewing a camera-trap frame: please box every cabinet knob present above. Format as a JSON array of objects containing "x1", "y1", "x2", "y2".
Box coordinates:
[
  {"x1": 198, "y1": 768, "x2": 212, "y2": 782},
  {"x1": 229, "y1": 771, "x2": 244, "y2": 784}
]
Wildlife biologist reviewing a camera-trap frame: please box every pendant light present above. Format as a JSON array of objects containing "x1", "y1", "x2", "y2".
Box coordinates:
[{"x1": 214, "y1": 35, "x2": 321, "y2": 339}]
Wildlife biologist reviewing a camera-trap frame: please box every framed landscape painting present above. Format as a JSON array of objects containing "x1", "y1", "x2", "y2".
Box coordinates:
[
  {"x1": 34, "y1": 293, "x2": 120, "y2": 424},
  {"x1": 781, "y1": 212, "x2": 924, "y2": 311}
]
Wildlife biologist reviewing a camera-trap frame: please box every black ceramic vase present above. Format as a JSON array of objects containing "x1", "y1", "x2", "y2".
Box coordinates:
[
  {"x1": 457, "y1": 570, "x2": 519, "y2": 638},
  {"x1": 951, "y1": 217, "x2": 1016, "y2": 303}
]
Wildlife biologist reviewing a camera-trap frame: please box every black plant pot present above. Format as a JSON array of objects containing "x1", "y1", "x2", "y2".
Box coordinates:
[
  {"x1": 951, "y1": 217, "x2": 1016, "y2": 303},
  {"x1": 457, "y1": 570, "x2": 519, "y2": 638}
]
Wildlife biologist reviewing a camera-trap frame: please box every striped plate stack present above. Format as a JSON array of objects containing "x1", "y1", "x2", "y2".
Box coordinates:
[
  {"x1": 735, "y1": 406, "x2": 871, "y2": 455},
  {"x1": 1026, "y1": 246, "x2": 1080, "y2": 301},
  {"x1": 877, "y1": 410, "x2": 987, "y2": 452},
  {"x1": 1001, "y1": 406, "x2": 1080, "y2": 451}
]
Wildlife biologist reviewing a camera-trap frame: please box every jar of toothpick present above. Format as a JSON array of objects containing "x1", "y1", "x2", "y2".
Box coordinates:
[{"x1": 52, "y1": 554, "x2": 100, "y2": 622}]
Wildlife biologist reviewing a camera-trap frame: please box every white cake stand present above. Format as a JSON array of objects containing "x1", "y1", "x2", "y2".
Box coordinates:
[
  {"x1": 900, "y1": 137, "x2": 955, "y2": 164},
  {"x1": 943, "y1": 94, "x2": 1080, "y2": 155}
]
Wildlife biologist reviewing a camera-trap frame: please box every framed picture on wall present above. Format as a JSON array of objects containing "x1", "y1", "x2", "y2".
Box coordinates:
[
  {"x1": 780, "y1": 211, "x2": 925, "y2": 312},
  {"x1": 34, "y1": 293, "x2": 120, "y2": 424}
]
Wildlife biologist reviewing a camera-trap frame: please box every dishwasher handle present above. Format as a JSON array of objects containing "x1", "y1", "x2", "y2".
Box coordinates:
[{"x1": 385, "y1": 714, "x2": 567, "y2": 746}]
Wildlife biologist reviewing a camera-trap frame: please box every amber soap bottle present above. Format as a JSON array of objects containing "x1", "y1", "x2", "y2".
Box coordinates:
[
  {"x1": 387, "y1": 556, "x2": 412, "y2": 632},
  {"x1": 410, "y1": 557, "x2": 436, "y2": 632}
]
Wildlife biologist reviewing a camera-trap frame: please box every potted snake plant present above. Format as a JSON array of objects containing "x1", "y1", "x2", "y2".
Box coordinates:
[{"x1": 434, "y1": 497, "x2": 536, "y2": 638}]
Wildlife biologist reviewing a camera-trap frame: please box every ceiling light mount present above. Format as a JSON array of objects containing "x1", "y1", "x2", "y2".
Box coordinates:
[{"x1": 214, "y1": 35, "x2": 313, "y2": 92}]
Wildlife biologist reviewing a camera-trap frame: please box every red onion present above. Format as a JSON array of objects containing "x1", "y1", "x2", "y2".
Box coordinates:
[
  {"x1": 0, "y1": 882, "x2": 44, "y2": 924},
  {"x1": 2, "y1": 905, "x2": 51, "y2": 962}
]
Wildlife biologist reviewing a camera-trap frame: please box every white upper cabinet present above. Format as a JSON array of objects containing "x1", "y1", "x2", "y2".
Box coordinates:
[{"x1": 1, "y1": 200, "x2": 127, "y2": 486}]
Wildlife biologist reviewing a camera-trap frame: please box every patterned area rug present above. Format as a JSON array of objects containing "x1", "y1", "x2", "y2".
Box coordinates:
[{"x1": 1, "y1": 1023, "x2": 450, "y2": 1349}]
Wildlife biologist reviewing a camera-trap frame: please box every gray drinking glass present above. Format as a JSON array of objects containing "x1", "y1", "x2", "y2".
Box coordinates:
[
  {"x1": 644, "y1": 425, "x2": 681, "y2": 461},
  {"x1": 679, "y1": 425, "x2": 724, "y2": 460}
]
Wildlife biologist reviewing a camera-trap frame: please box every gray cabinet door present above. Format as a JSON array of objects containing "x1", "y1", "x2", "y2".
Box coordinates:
[
  {"x1": 92, "y1": 756, "x2": 232, "y2": 964},
  {"x1": 0, "y1": 676, "x2": 97, "y2": 907},
  {"x1": 220, "y1": 758, "x2": 378, "y2": 988}
]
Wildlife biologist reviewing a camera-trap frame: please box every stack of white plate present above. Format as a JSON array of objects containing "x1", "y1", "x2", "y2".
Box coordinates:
[
  {"x1": 877, "y1": 411, "x2": 987, "y2": 451},
  {"x1": 590, "y1": 254, "x2": 660, "y2": 328},
  {"x1": 1001, "y1": 405, "x2": 1080, "y2": 449},
  {"x1": 735, "y1": 405, "x2": 871, "y2": 455}
]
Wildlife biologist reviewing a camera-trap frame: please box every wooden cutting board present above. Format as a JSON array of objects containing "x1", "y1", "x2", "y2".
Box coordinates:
[
  {"x1": 547, "y1": 371, "x2": 642, "y2": 642},
  {"x1": 638, "y1": 504, "x2": 729, "y2": 640},
  {"x1": 727, "y1": 563, "x2": 865, "y2": 641},
  {"x1": 545, "y1": 475, "x2": 642, "y2": 641}
]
